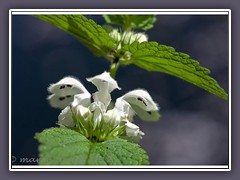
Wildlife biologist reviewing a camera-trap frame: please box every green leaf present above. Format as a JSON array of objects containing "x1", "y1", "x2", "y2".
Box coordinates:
[
  {"x1": 35, "y1": 128, "x2": 149, "y2": 165},
  {"x1": 87, "y1": 138, "x2": 149, "y2": 165},
  {"x1": 103, "y1": 15, "x2": 157, "y2": 31},
  {"x1": 122, "y1": 42, "x2": 228, "y2": 100},
  {"x1": 33, "y1": 15, "x2": 116, "y2": 57},
  {"x1": 35, "y1": 127, "x2": 91, "y2": 165}
]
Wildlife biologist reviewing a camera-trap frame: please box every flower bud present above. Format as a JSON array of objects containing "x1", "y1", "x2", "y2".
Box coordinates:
[{"x1": 125, "y1": 120, "x2": 144, "y2": 142}]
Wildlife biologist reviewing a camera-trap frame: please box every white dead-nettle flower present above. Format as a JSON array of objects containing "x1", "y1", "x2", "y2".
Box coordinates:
[
  {"x1": 48, "y1": 77, "x2": 91, "y2": 109},
  {"x1": 108, "y1": 29, "x2": 147, "y2": 63},
  {"x1": 58, "y1": 104, "x2": 91, "y2": 128},
  {"x1": 134, "y1": 33, "x2": 148, "y2": 43},
  {"x1": 47, "y1": 71, "x2": 160, "y2": 142},
  {"x1": 122, "y1": 31, "x2": 148, "y2": 44},
  {"x1": 86, "y1": 71, "x2": 121, "y2": 108},
  {"x1": 125, "y1": 120, "x2": 145, "y2": 142},
  {"x1": 58, "y1": 106, "x2": 75, "y2": 128},
  {"x1": 89, "y1": 101, "x2": 106, "y2": 129},
  {"x1": 109, "y1": 29, "x2": 121, "y2": 42},
  {"x1": 103, "y1": 108, "x2": 121, "y2": 128},
  {"x1": 115, "y1": 89, "x2": 160, "y2": 121},
  {"x1": 109, "y1": 29, "x2": 148, "y2": 46}
]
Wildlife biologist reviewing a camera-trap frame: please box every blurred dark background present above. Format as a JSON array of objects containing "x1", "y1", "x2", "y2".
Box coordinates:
[{"x1": 11, "y1": 15, "x2": 229, "y2": 165}]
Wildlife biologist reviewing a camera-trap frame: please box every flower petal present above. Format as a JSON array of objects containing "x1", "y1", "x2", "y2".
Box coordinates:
[
  {"x1": 75, "y1": 105, "x2": 92, "y2": 120},
  {"x1": 47, "y1": 76, "x2": 90, "y2": 109},
  {"x1": 125, "y1": 120, "x2": 144, "y2": 142},
  {"x1": 48, "y1": 76, "x2": 90, "y2": 97},
  {"x1": 92, "y1": 91, "x2": 111, "y2": 109},
  {"x1": 89, "y1": 101, "x2": 105, "y2": 129},
  {"x1": 130, "y1": 103, "x2": 160, "y2": 121},
  {"x1": 86, "y1": 71, "x2": 121, "y2": 93},
  {"x1": 103, "y1": 108, "x2": 121, "y2": 128},
  {"x1": 47, "y1": 94, "x2": 74, "y2": 109},
  {"x1": 120, "y1": 89, "x2": 160, "y2": 121},
  {"x1": 122, "y1": 31, "x2": 148, "y2": 44},
  {"x1": 121, "y1": 89, "x2": 158, "y2": 111},
  {"x1": 134, "y1": 33, "x2": 148, "y2": 43},
  {"x1": 122, "y1": 31, "x2": 135, "y2": 44},
  {"x1": 109, "y1": 29, "x2": 121, "y2": 42},
  {"x1": 71, "y1": 93, "x2": 91, "y2": 108},
  {"x1": 115, "y1": 98, "x2": 135, "y2": 121},
  {"x1": 58, "y1": 106, "x2": 75, "y2": 127}
]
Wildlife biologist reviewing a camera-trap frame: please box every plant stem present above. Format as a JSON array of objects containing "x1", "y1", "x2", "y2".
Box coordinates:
[{"x1": 109, "y1": 63, "x2": 119, "y2": 79}]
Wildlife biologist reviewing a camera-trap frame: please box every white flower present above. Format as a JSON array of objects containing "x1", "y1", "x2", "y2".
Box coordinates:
[
  {"x1": 109, "y1": 29, "x2": 121, "y2": 42},
  {"x1": 115, "y1": 89, "x2": 160, "y2": 121},
  {"x1": 122, "y1": 31, "x2": 148, "y2": 44},
  {"x1": 122, "y1": 30, "x2": 148, "y2": 44},
  {"x1": 71, "y1": 93, "x2": 91, "y2": 108},
  {"x1": 103, "y1": 108, "x2": 121, "y2": 128},
  {"x1": 87, "y1": 71, "x2": 120, "y2": 108},
  {"x1": 47, "y1": 76, "x2": 92, "y2": 128},
  {"x1": 58, "y1": 106, "x2": 75, "y2": 128},
  {"x1": 89, "y1": 101, "x2": 106, "y2": 129},
  {"x1": 47, "y1": 71, "x2": 160, "y2": 142},
  {"x1": 114, "y1": 98, "x2": 135, "y2": 121},
  {"x1": 122, "y1": 31, "x2": 135, "y2": 44},
  {"x1": 86, "y1": 71, "x2": 121, "y2": 93},
  {"x1": 75, "y1": 105, "x2": 92, "y2": 121},
  {"x1": 58, "y1": 105, "x2": 92, "y2": 128},
  {"x1": 125, "y1": 120, "x2": 145, "y2": 142},
  {"x1": 134, "y1": 33, "x2": 148, "y2": 43},
  {"x1": 47, "y1": 76, "x2": 91, "y2": 109},
  {"x1": 109, "y1": 29, "x2": 148, "y2": 46}
]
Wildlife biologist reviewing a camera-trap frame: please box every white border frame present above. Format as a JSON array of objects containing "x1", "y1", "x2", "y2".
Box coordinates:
[{"x1": 9, "y1": 9, "x2": 231, "y2": 171}]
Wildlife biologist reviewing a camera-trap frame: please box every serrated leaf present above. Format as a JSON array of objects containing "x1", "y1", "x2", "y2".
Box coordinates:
[
  {"x1": 123, "y1": 42, "x2": 228, "y2": 100},
  {"x1": 33, "y1": 15, "x2": 116, "y2": 57},
  {"x1": 103, "y1": 15, "x2": 157, "y2": 31},
  {"x1": 87, "y1": 139, "x2": 149, "y2": 165},
  {"x1": 35, "y1": 128, "x2": 91, "y2": 165},
  {"x1": 35, "y1": 128, "x2": 149, "y2": 165}
]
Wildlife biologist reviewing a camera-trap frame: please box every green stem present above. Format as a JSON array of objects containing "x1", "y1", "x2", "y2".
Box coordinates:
[
  {"x1": 124, "y1": 16, "x2": 131, "y2": 31},
  {"x1": 107, "y1": 125, "x2": 126, "y2": 139},
  {"x1": 109, "y1": 63, "x2": 119, "y2": 79}
]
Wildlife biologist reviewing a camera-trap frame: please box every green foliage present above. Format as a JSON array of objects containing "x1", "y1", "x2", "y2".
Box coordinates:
[
  {"x1": 122, "y1": 42, "x2": 228, "y2": 100},
  {"x1": 35, "y1": 127, "x2": 90, "y2": 165},
  {"x1": 35, "y1": 128, "x2": 149, "y2": 165},
  {"x1": 33, "y1": 15, "x2": 228, "y2": 99},
  {"x1": 87, "y1": 138, "x2": 149, "y2": 165},
  {"x1": 33, "y1": 15, "x2": 116, "y2": 57},
  {"x1": 32, "y1": 15, "x2": 228, "y2": 99},
  {"x1": 103, "y1": 15, "x2": 157, "y2": 30},
  {"x1": 33, "y1": 14, "x2": 228, "y2": 166}
]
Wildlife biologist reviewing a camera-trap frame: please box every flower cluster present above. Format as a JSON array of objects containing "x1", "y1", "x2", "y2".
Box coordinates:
[
  {"x1": 109, "y1": 29, "x2": 148, "y2": 49},
  {"x1": 48, "y1": 72, "x2": 160, "y2": 142}
]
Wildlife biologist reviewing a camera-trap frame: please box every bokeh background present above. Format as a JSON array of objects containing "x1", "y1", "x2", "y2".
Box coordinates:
[{"x1": 11, "y1": 14, "x2": 229, "y2": 165}]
